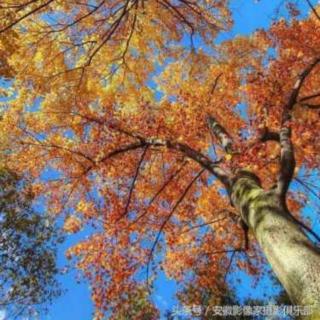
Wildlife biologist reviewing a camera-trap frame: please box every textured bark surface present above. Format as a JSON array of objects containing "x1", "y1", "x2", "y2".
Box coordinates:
[{"x1": 230, "y1": 171, "x2": 320, "y2": 319}]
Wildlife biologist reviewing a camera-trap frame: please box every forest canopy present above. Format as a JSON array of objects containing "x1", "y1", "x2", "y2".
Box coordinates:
[{"x1": 0, "y1": 0, "x2": 320, "y2": 319}]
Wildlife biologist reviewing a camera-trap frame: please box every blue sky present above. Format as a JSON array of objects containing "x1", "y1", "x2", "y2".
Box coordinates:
[{"x1": 2, "y1": 1, "x2": 317, "y2": 319}]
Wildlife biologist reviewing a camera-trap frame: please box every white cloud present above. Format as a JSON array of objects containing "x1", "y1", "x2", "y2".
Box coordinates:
[
  {"x1": 0, "y1": 310, "x2": 6, "y2": 320},
  {"x1": 155, "y1": 294, "x2": 168, "y2": 308}
]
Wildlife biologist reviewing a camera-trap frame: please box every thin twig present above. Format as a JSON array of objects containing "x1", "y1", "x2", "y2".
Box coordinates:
[
  {"x1": 116, "y1": 146, "x2": 149, "y2": 222},
  {"x1": 146, "y1": 169, "x2": 205, "y2": 291}
]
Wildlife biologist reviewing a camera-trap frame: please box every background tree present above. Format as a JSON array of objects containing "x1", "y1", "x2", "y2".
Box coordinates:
[
  {"x1": 0, "y1": 0, "x2": 320, "y2": 318},
  {"x1": 0, "y1": 167, "x2": 61, "y2": 319}
]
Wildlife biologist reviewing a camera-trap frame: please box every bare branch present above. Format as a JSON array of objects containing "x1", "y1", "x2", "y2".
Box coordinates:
[
  {"x1": 306, "y1": 0, "x2": 320, "y2": 21},
  {"x1": 223, "y1": 250, "x2": 236, "y2": 283},
  {"x1": 180, "y1": 214, "x2": 231, "y2": 234},
  {"x1": 294, "y1": 177, "x2": 320, "y2": 202}
]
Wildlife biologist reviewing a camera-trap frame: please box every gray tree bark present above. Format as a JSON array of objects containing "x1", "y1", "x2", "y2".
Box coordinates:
[{"x1": 230, "y1": 170, "x2": 320, "y2": 319}]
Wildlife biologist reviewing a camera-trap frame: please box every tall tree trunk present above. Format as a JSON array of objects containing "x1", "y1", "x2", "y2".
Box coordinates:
[{"x1": 230, "y1": 170, "x2": 320, "y2": 319}]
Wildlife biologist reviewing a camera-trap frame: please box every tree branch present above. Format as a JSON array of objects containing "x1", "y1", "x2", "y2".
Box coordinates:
[
  {"x1": 260, "y1": 127, "x2": 280, "y2": 142},
  {"x1": 180, "y1": 214, "x2": 230, "y2": 234},
  {"x1": 210, "y1": 73, "x2": 223, "y2": 95},
  {"x1": 129, "y1": 160, "x2": 188, "y2": 227},
  {"x1": 0, "y1": 0, "x2": 55, "y2": 33},
  {"x1": 299, "y1": 103, "x2": 320, "y2": 110},
  {"x1": 306, "y1": 0, "x2": 320, "y2": 21},
  {"x1": 299, "y1": 91, "x2": 320, "y2": 102},
  {"x1": 98, "y1": 142, "x2": 144, "y2": 163},
  {"x1": 277, "y1": 127, "x2": 295, "y2": 197},
  {"x1": 101, "y1": 129, "x2": 231, "y2": 189},
  {"x1": 277, "y1": 59, "x2": 319, "y2": 196},
  {"x1": 207, "y1": 115, "x2": 234, "y2": 154},
  {"x1": 146, "y1": 169, "x2": 205, "y2": 290},
  {"x1": 282, "y1": 57, "x2": 320, "y2": 123},
  {"x1": 117, "y1": 146, "x2": 149, "y2": 222},
  {"x1": 223, "y1": 250, "x2": 236, "y2": 283}
]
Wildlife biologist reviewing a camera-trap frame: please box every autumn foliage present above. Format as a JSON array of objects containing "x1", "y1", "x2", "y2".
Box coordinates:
[{"x1": 0, "y1": 0, "x2": 320, "y2": 318}]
